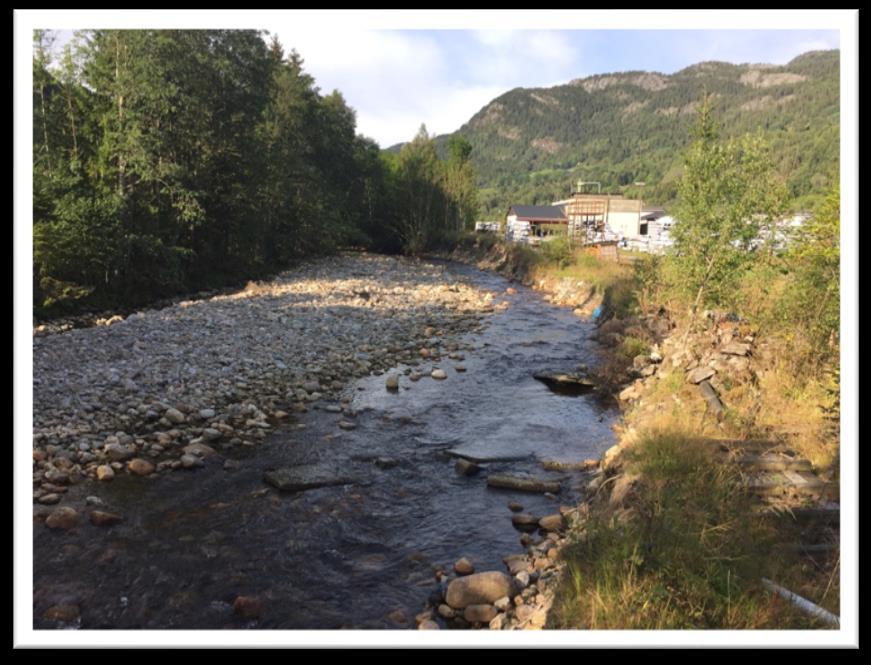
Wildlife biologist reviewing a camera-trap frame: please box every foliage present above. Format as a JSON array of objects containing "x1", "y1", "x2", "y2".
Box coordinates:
[
  {"x1": 781, "y1": 184, "x2": 840, "y2": 360},
  {"x1": 32, "y1": 30, "x2": 470, "y2": 314},
  {"x1": 663, "y1": 95, "x2": 789, "y2": 321},
  {"x1": 539, "y1": 236, "x2": 573, "y2": 268}
]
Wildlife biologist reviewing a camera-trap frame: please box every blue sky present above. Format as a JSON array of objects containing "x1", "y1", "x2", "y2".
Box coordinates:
[{"x1": 46, "y1": 26, "x2": 839, "y2": 148}]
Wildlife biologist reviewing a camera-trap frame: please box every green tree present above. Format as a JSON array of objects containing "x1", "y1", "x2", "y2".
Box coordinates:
[
  {"x1": 444, "y1": 135, "x2": 478, "y2": 233},
  {"x1": 669, "y1": 94, "x2": 787, "y2": 340},
  {"x1": 391, "y1": 125, "x2": 449, "y2": 254},
  {"x1": 782, "y1": 184, "x2": 840, "y2": 360}
]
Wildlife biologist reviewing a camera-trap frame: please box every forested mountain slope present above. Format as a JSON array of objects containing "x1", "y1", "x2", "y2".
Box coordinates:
[{"x1": 428, "y1": 50, "x2": 839, "y2": 216}]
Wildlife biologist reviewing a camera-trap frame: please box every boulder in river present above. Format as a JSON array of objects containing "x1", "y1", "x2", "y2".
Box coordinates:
[
  {"x1": 454, "y1": 458, "x2": 481, "y2": 476},
  {"x1": 90, "y1": 510, "x2": 123, "y2": 527},
  {"x1": 233, "y1": 595, "x2": 262, "y2": 620},
  {"x1": 45, "y1": 506, "x2": 79, "y2": 530},
  {"x1": 487, "y1": 474, "x2": 562, "y2": 494},
  {"x1": 263, "y1": 465, "x2": 354, "y2": 493},
  {"x1": 127, "y1": 458, "x2": 155, "y2": 476},
  {"x1": 445, "y1": 571, "x2": 516, "y2": 609},
  {"x1": 538, "y1": 514, "x2": 565, "y2": 532},
  {"x1": 533, "y1": 371, "x2": 595, "y2": 394},
  {"x1": 511, "y1": 513, "x2": 540, "y2": 530}
]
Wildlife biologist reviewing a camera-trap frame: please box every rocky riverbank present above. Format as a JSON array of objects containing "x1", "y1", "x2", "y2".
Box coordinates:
[
  {"x1": 413, "y1": 241, "x2": 820, "y2": 631},
  {"x1": 32, "y1": 253, "x2": 501, "y2": 508}
]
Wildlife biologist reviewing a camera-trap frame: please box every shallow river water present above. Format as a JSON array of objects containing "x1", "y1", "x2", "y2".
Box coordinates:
[{"x1": 33, "y1": 261, "x2": 618, "y2": 630}]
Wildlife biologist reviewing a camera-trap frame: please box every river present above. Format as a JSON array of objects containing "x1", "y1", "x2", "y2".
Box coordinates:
[{"x1": 32, "y1": 260, "x2": 618, "y2": 629}]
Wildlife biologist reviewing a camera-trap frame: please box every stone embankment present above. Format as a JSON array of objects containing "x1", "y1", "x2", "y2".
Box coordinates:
[{"x1": 32, "y1": 253, "x2": 499, "y2": 509}]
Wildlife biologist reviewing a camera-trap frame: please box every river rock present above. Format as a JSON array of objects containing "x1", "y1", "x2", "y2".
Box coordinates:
[
  {"x1": 385, "y1": 375, "x2": 400, "y2": 391},
  {"x1": 515, "y1": 571, "x2": 531, "y2": 589},
  {"x1": 511, "y1": 513, "x2": 540, "y2": 530},
  {"x1": 445, "y1": 571, "x2": 516, "y2": 609},
  {"x1": 37, "y1": 493, "x2": 61, "y2": 505},
  {"x1": 488, "y1": 474, "x2": 561, "y2": 494},
  {"x1": 43, "y1": 467, "x2": 70, "y2": 484},
  {"x1": 127, "y1": 458, "x2": 155, "y2": 476},
  {"x1": 374, "y1": 457, "x2": 399, "y2": 470},
  {"x1": 454, "y1": 458, "x2": 481, "y2": 476},
  {"x1": 263, "y1": 465, "x2": 354, "y2": 492},
  {"x1": 508, "y1": 501, "x2": 524, "y2": 512},
  {"x1": 180, "y1": 453, "x2": 203, "y2": 469},
  {"x1": 233, "y1": 595, "x2": 261, "y2": 620},
  {"x1": 183, "y1": 442, "x2": 217, "y2": 457},
  {"x1": 489, "y1": 613, "x2": 506, "y2": 630},
  {"x1": 515, "y1": 605, "x2": 535, "y2": 623},
  {"x1": 601, "y1": 444, "x2": 624, "y2": 472},
  {"x1": 105, "y1": 443, "x2": 135, "y2": 462},
  {"x1": 90, "y1": 510, "x2": 123, "y2": 527},
  {"x1": 165, "y1": 408, "x2": 186, "y2": 424},
  {"x1": 538, "y1": 514, "x2": 565, "y2": 532},
  {"x1": 45, "y1": 506, "x2": 79, "y2": 530},
  {"x1": 431, "y1": 369, "x2": 447, "y2": 380},
  {"x1": 418, "y1": 619, "x2": 440, "y2": 630},
  {"x1": 42, "y1": 604, "x2": 80, "y2": 622},
  {"x1": 454, "y1": 557, "x2": 475, "y2": 575},
  {"x1": 464, "y1": 604, "x2": 498, "y2": 624},
  {"x1": 438, "y1": 604, "x2": 455, "y2": 619},
  {"x1": 388, "y1": 609, "x2": 407, "y2": 625},
  {"x1": 338, "y1": 420, "x2": 357, "y2": 430},
  {"x1": 505, "y1": 556, "x2": 531, "y2": 575}
]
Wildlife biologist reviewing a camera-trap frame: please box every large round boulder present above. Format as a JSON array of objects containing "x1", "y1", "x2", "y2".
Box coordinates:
[{"x1": 445, "y1": 571, "x2": 515, "y2": 609}]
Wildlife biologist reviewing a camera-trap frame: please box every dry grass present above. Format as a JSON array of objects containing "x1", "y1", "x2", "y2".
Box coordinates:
[{"x1": 551, "y1": 432, "x2": 839, "y2": 629}]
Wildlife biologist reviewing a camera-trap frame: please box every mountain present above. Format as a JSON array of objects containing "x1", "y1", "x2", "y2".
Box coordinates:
[{"x1": 429, "y1": 50, "x2": 839, "y2": 217}]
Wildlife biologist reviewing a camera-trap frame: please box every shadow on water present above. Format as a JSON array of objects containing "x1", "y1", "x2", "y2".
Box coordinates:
[{"x1": 33, "y1": 260, "x2": 619, "y2": 630}]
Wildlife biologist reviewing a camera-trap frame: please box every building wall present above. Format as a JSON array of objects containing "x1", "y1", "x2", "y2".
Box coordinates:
[{"x1": 607, "y1": 211, "x2": 641, "y2": 238}]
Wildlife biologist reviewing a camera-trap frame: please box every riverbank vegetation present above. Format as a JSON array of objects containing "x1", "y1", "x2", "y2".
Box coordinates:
[
  {"x1": 557, "y1": 102, "x2": 839, "y2": 629},
  {"x1": 452, "y1": 97, "x2": 840, "y2": 629},
  {"x1": 32, "y1": 30, "x2": 476, "y2": 318},
  {"x1": 550, "y1": 432, "x2": 838, "y2": 629}
]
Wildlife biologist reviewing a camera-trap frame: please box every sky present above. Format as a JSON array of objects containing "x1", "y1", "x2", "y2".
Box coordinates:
[{"x1": 44, "y1": 25, "x2": 839, "y2": 149}]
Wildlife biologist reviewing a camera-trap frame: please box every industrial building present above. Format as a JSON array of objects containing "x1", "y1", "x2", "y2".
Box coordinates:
[{"x1": 506, "y1": 181, "x2": 648, "y2": 246}]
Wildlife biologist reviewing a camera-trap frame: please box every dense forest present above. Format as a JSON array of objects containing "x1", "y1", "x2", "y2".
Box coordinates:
[
  {"x1": 418, "y1": 50, "x2": 839, "y2": 217},
  {"x1": 32, "y1": 29, "x2": 476, "y2": 316}
]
